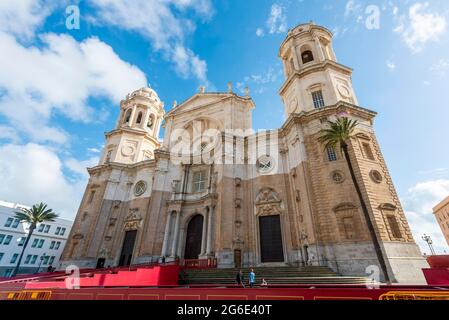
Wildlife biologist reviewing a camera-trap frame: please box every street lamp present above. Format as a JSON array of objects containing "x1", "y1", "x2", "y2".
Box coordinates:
[
  {"x1": 36, "y1": 253, "x2": 47, "y2": 274},
  {"x1": 422, "y1": 234, "x2": 436, "y2": 255}
]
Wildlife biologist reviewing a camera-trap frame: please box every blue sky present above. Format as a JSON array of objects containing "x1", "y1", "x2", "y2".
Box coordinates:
[{"x1": 0, "y1": 0, "x2": 448, "y2": 253}]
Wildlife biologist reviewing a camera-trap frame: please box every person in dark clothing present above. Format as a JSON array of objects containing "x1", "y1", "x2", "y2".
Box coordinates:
[{"x1": 236, "y1": 270, "x2": 245, "y2": 288}]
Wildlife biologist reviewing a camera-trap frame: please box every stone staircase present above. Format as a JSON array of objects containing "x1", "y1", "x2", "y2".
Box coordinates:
[{"x1": 180, "y1": 266, "x2": 373, "y2": 285}]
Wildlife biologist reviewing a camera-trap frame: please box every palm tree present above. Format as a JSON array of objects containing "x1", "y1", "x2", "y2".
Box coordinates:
[
  {"x1": 318, "y1": 117, "x2": 391, "y2": 283},
  {"x1": 11, "y1": 203, "x2": 59, "y2": 277}
]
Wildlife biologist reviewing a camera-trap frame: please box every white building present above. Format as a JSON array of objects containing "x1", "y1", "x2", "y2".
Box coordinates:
[{"x1": 0, "y1": 200, "x2": 73, "y2": 277}]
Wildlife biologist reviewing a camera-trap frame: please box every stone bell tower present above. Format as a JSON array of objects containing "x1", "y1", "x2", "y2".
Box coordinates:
[
  {"x1": 279, "y1": 22, "x2": 358, "y2": 116},
  {"x1": 100, "y1": 87, "x2": 165, "y2": 165}
]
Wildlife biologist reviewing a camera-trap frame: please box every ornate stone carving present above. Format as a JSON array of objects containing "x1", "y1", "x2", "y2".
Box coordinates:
[
  {"x1": 234, "y1": 177, "x2": 242, "y2": 187},
  {"x1": 235, "y1": 198, "x2": 242, "y2": 208},
  {"x1": 255, "y1": 187, "x2": 283, "y2": 216},
  {"x1": 124, "y1": 208, "x2": 142, "y2": 231},
  {"x1": 171, "y1": 180, "x2": 180, "y2": 193}
]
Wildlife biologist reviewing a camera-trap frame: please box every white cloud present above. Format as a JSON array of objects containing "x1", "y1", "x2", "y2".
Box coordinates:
[
  {"x1": 386, "y1": 60, "x2": 396, "y2": 71},
  {"x1": 0, "y1": 0, "x2": 54, "y2": 39},
  {"x1": 0, "y1": 32, "x2": 147, "y2": 143},
  {"x1": 267, "y1": 3, "x2": 287, "y2": 34},
  {"x1": 65, "y1": 156, "x2": 99, "y2": 178},
  {"x1": 0, "y1": 143, "x2": 92, "y2": 219},
  {"x1": 256, "y1": 28, "x2": 265, "y2": 37},
  {"x1": 395, "y1": 2, "x2": 447, "y2": 53},
  {"x1": 402, "y1": 179, "x2": 449, "y2": 254},
  {"x1": 430, "y1": 59, "x2": 449, "y2": 76},
  {"x1": 88, "y1": 0, "x2": 212, "y2": 83}
]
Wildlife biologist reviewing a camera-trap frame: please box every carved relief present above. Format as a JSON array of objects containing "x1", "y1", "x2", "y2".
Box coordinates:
[
  {"x1": 255, "y1": 187, "x2": 283, "y2": 216},
  {"x1": 124, "y1": 208, "x2": 142, "y2": 231}
]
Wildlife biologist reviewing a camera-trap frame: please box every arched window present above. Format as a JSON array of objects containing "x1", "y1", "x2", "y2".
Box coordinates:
[
  {"x1": 136, "y1": 112, "x2": 143, "y2": 124},
  {"x1": 147, "y1": 114, "x2": 154, "y2": 129},
  {"x1": 124, "y1": 109, "x2": 132, "y2": 124},
  {"x1": 302, "y1": 50, "x2": 314, "y2": 64}
]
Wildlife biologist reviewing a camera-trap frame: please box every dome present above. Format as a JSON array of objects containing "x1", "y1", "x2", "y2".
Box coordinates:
[{"x1": 129, "y1": 86, "x2": 160, "y2": 102}]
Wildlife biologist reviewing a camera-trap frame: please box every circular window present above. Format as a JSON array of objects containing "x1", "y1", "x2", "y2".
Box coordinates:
[
  {"x1": 257, "y1": 155, "x2": 274, "y2": 173},
  {"x1": 134, "y1": 181, "x2": 147, "y2": 196},
  {"x1": 370, "y1": 170, "x2": 383, "y2": 184},
  {"x1": 331, "y1": 171, "x2": 345, "y2": 184}
]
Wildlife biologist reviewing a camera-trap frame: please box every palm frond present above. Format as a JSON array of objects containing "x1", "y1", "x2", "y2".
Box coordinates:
[{"x1": 317, "y1": 117, "x2": 358, "y2": 150}]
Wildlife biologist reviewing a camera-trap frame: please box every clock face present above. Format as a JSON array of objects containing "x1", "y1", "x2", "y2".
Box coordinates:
[
  {"x1": 337, "y1": 83, "x2": 351, "y2": 98},
  {"x1": 288, "y1": 98, "x2": 298, "y2": 113},
  {"x1": 121, "y1": 145, "x2": 135, "y2": 156}
]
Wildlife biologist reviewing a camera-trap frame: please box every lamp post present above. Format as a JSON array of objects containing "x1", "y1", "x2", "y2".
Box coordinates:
[
  {"x1": 422, "y1": 234, "x2": 436, "y2": 255},
  {"x1": 36, "y1": 253, "x2": 47, "y2": 274}
]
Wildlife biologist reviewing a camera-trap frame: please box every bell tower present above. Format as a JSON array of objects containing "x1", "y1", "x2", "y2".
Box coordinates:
[
  {"x1": 100, "y1": 87, "x2": 165, "y2": 165},
  {"x1": 279, "y1": 22, "x2": 358, "y2": 116}
]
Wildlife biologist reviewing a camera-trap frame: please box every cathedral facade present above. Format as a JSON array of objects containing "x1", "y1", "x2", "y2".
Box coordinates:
[{"x1": 60, "y1": 23, "x2": 427, "y2": 283}]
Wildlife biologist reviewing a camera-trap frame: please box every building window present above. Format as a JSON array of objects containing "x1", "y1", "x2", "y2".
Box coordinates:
[
  {"x1": 302, "y1": 50, "x2": 314, "y2": 64},
  {"x1": 31, "y1": 239, "x2": 38, "y2": 248},
  {"x1": 3, "y1": 235, "x2": 12, "y2": 245},
  {"x1": 370, "y1": 170, "x2": 383, "y2": 184},
  {"x1": 326, "y1": 146, "x2": 338, "y2": 162},
  {"x1": 124, "y1": 109, "x2": 132, "y2": 124},
  {"x1": 49, "y1": 256, "x2": 55, "y2": 265},
  {"x1": 11, "y1": 219, "x2": 20, "y2": 228},
  {"x1": 362, "y1": 142, "x2": 375, "y2": 160},
  {"x1": 0, "y1": 252, "x2": 3, "y2": 262},
  {"x1": 192, "y1": 171, "x2": 207, "y2": 193},
  {"x1": 50, "y1": 241, "x2": 55, "y2": 249},
  {"x1": 136, "y1": 112, "x2": 143, "y2": 124},
  {"x1": 134, "y1": 181, "x2": 147, "y2": 197},
  {"x1": 87, "y1": 190, "x2": 96, "y2": 204},
  {"x1": 387, "y1": 215, "x2": 402, "y2": 239},
  {"x1": 37, "y1": 239, "x2": 44, "y2": 248},
  {"x1": 55, "y1": 227, "x2": 61, "y2": 235},
  {"x1": 4, "y1": 218, "x2": 13, "y2": 227},
  {"x1": 0, "y1": 234, "x2": 5, "y2": 244},
  {"x1": 60, "y1": 228, "x2": 66, "y2": 236},
  {"x1": 10, "y1": 254, "x2": 19, "y2": 264},
  {"x1": 43, "y1": 256, "x2": 50, "y2": 265},
  {"x1": 38, "y1": 224, "x2": 45, "y2": 232},
  {"x1": 44, "y1": 225, "x2": 50, "y2": 233},
  {"x1": 25, "y1": 254, "x2": 32, "y2": 264},
  {"x1": 30, "y1": 255, "x2": 38, "y2": 264},
  {"x1": 312, "y1": 90, "x2": 325, "y2": 109},
  {"x1": 257, "y1": 155, "x2": 275, "y2": 173},
  {"x1": 18, "y1": 237, "x2": 25, "y2": 246},
  {"x1": 332, "y1": 171, "x2": 345, "y2": 184},
  {"x1": 55, "y1": 242, "x2": 61, "y2": 250}
]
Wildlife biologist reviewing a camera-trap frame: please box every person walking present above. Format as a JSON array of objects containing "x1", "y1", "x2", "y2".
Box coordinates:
[
  {"x1": 236, "y1": 270, "x2": 245, "y2": 288},
  {"x1": 248, "y1": 268, "x2": 256, "y2": 288}
]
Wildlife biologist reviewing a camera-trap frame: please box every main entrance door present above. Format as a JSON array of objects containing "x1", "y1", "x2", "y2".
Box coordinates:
[
  {"x1": 184, "y1": 215, "x2": 203, "y2": 259},
  {"x1": 118, "y1": 230, "x2": 137, "y2": 266},
  {"x1": 259, "y1": 215, "x2": 284, "y2": 263}
]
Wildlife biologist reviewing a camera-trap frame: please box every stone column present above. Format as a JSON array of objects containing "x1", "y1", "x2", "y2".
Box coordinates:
[
  {"x1": 142, "y1": 110, "x2": 151, "y2": 130},
  {"x1": 161, "y1": 212, "x2": 172, "y2": 257},
  {"x1": 200, "y1": 209, "x2": 208, "y2": 256},
  {"x1": 206, "y1": 206, "x2": 214, "y2": 255},
  {"x1": 129, "y1": 105, "x2": 137, "y2": 126},
  {"x1": 170, "y1": 211, "x2": 181, "y2": 257}
]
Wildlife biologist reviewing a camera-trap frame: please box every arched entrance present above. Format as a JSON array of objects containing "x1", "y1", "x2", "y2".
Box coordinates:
[{"x1": 184, "y1": 215, "x2": 204, "y2": 259}]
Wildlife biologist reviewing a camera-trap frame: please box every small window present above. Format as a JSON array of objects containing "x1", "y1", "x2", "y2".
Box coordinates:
[
  {"x1": 0, "y1": 252, "x2": 3, "y2": 262},
  {"x1": 124, "y1": 109, "x2": 132, "y2": 124},
  {"x1": 38, "y1": 224, "x2": 45, "y2": 232},
  {"x1": 11, "y1": 219, "x2": 20, "y2": 228},
  {"x1": 50, "y1": 241, "x2": 55, "y2": 249},
  {"x1": 312, "y1": 90, "x2": 325, "y2": 109},
  {"x1": 44, "y1": 225, "x2": 50, "y2": 233},
  {"x1": 136, "y1": 112, "x2": 143, "y2": 124},
  {"x1": 326, "y1": 146, "x2": 338, "y2": 162},
  {"x1": 25, "y1": 254, "x2": 32, "y2": 264},
  {"x1": 257, "y1": 155, "x2": 274, "y2": 173},
  {"x1": 60, "y1": 228, "x2": 66, "y2": 236},
  {"x1": 49, "y1": 256, "x2": 55, "y2": 265},
  {"x1": 362, "y1": 143, "x2": 375, "y2": 160},
  {"x1": 134, "y1": 181, "x2": 147, "y2": 197},
  {"x1": 4, "y1": 269, "x2": 13, "y2": 277},
  {"x1": 10, "y1": 254, "x2": 19, "y2": 264},
  {"x1": 302, "y1": 50, "x2": 314, "y2": 64},
  {"x1": 18, "y1": 237, "x2": 25, "y2": 247},
  {"x1": 43, "y1": 256, "x2": 50, "y2": 265},
  {"x1": 37, "y1": 239, "x2": 44, "y2": 248},
  {"x1": 4, "y1": 235, "x2": 12, "y2": 245},
  {"x1": 88, "y1": 190, "x2": 96, "y2": 204},
  {"x1": 4, "y1": 218, "x2": 13, "y2": 227},
  {"x1": 55, "y1": 227, "x2": 61, "y2": 235},
  {"x1": 55, "y1": 242, "x2": 61, "y2": 250},
  {"x1": 0, "y1": 234, "x2": 5, "y2": 244},
  {"x1": 31, "y1": 239, "x2": 38, "y2": 248},
  {"x1": 387, "y1": 215, "x2": 402, "y2": 239},
  {"x1": 30, "y1": 255, "x2": 38, "y2": 264},
  {"x1": 192, "y1": 171, "x2": 207, "y2": 193}
]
